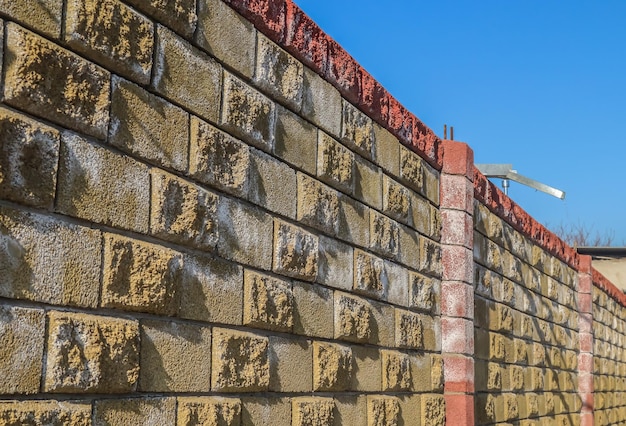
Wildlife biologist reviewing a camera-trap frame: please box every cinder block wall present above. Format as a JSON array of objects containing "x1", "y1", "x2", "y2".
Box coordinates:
[{"x1": 2, "y1": 1, "x2": 626, "y2": 425}]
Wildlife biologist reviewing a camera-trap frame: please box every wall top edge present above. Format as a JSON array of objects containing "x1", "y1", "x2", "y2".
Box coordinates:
[
  {"x1": 222, "y1": 0, "x2": 443, "y2": 170},
  {"x1": 593, "y1": 267, "x2": 626, "y2": 308}
]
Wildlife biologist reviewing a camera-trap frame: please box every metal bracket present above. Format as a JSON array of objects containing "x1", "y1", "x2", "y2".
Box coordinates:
[{"x1": 476, "y1": 164, "x2": 566, "y2": 200}]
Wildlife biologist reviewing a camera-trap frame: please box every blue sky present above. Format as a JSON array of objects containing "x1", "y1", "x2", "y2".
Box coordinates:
[{"x1": 294, "y1": 0, "x2": 626, "y2": 245}]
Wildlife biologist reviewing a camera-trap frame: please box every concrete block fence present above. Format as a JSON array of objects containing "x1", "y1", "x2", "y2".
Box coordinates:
[{"x1": 0, "y1": 0, "x2": 623, "y2": 424}]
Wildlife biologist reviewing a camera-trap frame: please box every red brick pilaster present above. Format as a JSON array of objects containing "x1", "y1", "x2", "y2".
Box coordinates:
[
  {"x1": 578, "y1": 255, "x2": 594, "y2": 426},
  {"x1": 440, "y1": 140, "x2": 475, "y2": 426}
]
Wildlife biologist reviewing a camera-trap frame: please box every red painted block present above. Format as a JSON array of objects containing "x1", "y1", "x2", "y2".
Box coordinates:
[
  {"x1": 441, "y1": 317, "x2": 474, "y2": 355},
  {"x1": 577, "y1": 293, "x2": 593, "y2": 315},
  {"x1": 578, "y1": 313, "x2": 592, "y2": 334},
  {"x1": 578, "y1": 272, "x2": 592, "y2": 294},
  {"x1": 444, "y1": 394, "x2": 474, "y2": 426},
  {"x1": 578, "y1": 254, "x2": 592, "y2": 273},
  {"x1": 284, "y1": 1, "x2": 328, "y2": 74},
  {"x1": 579, "y1": 332, "x2": 593, "y2": 353},
  {"x1": 358, "y1": 67, "x2": 388, "y2": 124},
  {"x1": 441, "y1": 210, "x2": 473, "y2": 248},
  {"x1": 580, "y1": 412, "x2": 594, "y2": 426},
  {"x1": 440, "y1": 174, "x2": 473, "y2": 212},
  {"x1": 578, "y1": 353, "x2": 593, "y2": 373},
  {"x1": 224, "y1": 0, "x2": 286, "y2": 43},
  {"x1": 443, "y1": 355, "x2": 474, "y2": 393},
  {"x1": 441, "y1": 245, "x2": 473, "y2": 283},
  {"x1": 442, "y1": 140, "x2": 474, "y2": 177},
  {"x1": 325, "y1": 38, "x2": 360, "y2": 105},
  {"x1": 441, "y1": 282, "x2": 474, "y2": 319}
]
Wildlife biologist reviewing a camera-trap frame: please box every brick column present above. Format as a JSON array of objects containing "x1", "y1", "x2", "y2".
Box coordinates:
[
  {"x1": 578, "y1": 255, "x2": 594, "y2": 426},
  {"x1": 439, "y1": 140, "x2": 475, "y2": 426}
]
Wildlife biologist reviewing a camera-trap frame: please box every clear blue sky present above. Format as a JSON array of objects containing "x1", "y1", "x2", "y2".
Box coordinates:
[{"x1": 295, "y1": 0, "x2": 626, "y2": 245}]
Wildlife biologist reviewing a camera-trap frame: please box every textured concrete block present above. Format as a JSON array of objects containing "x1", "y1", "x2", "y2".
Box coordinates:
[
  {"x1": 273, "y1": 220, "x2": 318, "y2": 281},
  {"x1": 197, "y1": 0, "x2": 255, "y2": 78},
  {"x1": 399, "y1": 146, "x2": 425, "y2": 195},
  {"x1": 244, "y1": 270, "x2": 294, "y2": 332},
  {"x1": 249, "y1": 147, "x2": 297, "y2": 218},
  {"x1": 292, "y1": 397, "x2": 334, "y2": 426},
  {"x1": 65, "y1": 0, "x2": 153, "y2": 83},
  {"x1": 110, "y1": 77, "x2": 189, "y2": 171},
  {"x1": 102, "y1": 234, "x2": 182, "y2": 315},
  {"x1": 355, "y1": 156, "x2": 383, "y2": 210},
  {"x1": 0, "y1": 0, "x2": 61, "y2": 38},
  {"x1": 297, "y1": 173, "x2": 340, "y2": 235},
  {"x1": 395, "y1": 309, "x2": 424, "y2": 349},
  {"x1": 221, "y1": 72, "x2": 275, "y2": 152},
  {"x1": 211, "y1": 328, "x2": 270, "y2": 392},
  {"x1": 302, "y1": 67, "x2": 341, "y2": 137},
  {"x1": 317, "y1": 131, "x2": 355, "y2": 194},
  {"x1": 382, "y1": 350, "x2": 412, "y2": 391},
  {"x1": 293, "y1": 281, "x2": 333, "y2": 338},
  {"x1": 126, "y1": 0, "x2": 196, "y2": 38},
  {"x1": 367, "y1": 396, "x2": 400, "y2": 426},
  {"x1": 151, "y1": 170, "x2": 219, "y2": 250},
  {"x1": 420, "y1": 237, "x2": 442, "y2": 278},
  {"x1": 370, "y1": 211, "x2": 399, "y2": 258},
  {"x1": 431, "y1": 355, "x2": 444, "y2": 391},
  {"x1": 409, "y1": 271, "x2": 439, "y2": 313},
  {"x1": 421, "y1": 395, "x2": 445, "y2": 426},
  {"x1": 45, "y1": 312, "x2": 139, "y2": 393},
  {"x1": 94, "y1": 397, "x2": 175, "y2": 426},
  {"x1": 4, "y1": 24, "x2": 110, "y2": 139},
  {"x1": 179, "y1": 253, "x2": 243, "y2": 325},
  {"x1": 0, "y1": 401, "x2": 91, "y2": 425},
  {"x1": 57, "y1": 132, "x2": 150, "y2": 232},
  {"x1": 374, "y1": 124, "x2": 400, "y2": 176},
  {"x1": 153, "y1": 25, "x2": 221, "y2": 123},
  {"x1": 177, "y1": 397, "x2": 241, "y2": 426},
  {"x1": 334, "y1": 292, "x2": 373, "y2": 343},
  {"x1": 0, "y1": 107, "x2": 59, "y2": 208},
  {"x1": 383, "y1": 175, "x2": 410, "y2": 223},
  {"x1": 354, "y1": 249, "x2": 385, "y2": 299},
  {"x1": 318, "y1": 235, "x2": 354, "y2": 291},
  {"x1": 255, "y1": 34, "x2": 304, "y2": 110},
  {"x1": 342, "y1": 100, "x2": 374, "y2": 160},
  {"x1": 217, "y1": 197, "x2": 273, "y2": 270},
  {"x1": 338, "y1": 194, "x2": 370, "y2": 247},
  {"x1": 275, "y1": 106, "x2": 317, "y2": 174},
  {"x1": 140, "y1": 320, "x2": 211, "y2": 392},
  {"x1": 190, "y1": 116, "x2": 250, "y2": 196},
  {"x1": 313, "y1": 341, "x2": 352, "y2": 391},
  {"x1": 269, "y1": 336, "x2": 312, "y2": 392},
  {"x1": 0, "y1": 305, "x2": 45, "y2": 394},
  {"x1": 0, "y1": 206, "x2": 101, "y2": 307}
]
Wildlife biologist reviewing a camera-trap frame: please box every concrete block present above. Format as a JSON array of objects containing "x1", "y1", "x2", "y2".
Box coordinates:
[
  {"x1": 341, "y1": 100, "x2": 374, "y2": 160},
  {"x1": 102, "y1": 234, "x2": 182, "y2": 315},
  {"x1": 221, "y1": 72, "x2": 275, "y2": 152},
  {"x1": 334, "y1": 292, "x2": 373, "y2": 344},
  {"x1": 241, "y1": 397, "x2": 291, "y2": 426},
  {"x1": 370, "y1": 210, "x2": 399, "y2": 258},
  {"x1": 302, "y1": 67, "x2": 341, "y2": 137},
  {"x1": 4, "y1": 23, "x2": 109, "y2": 139},
  {"x1": 395, "y1": 309, "x2": 424, "y2": 349},
  {"x1": 126, "y1": 0, "x2": 196, "y2": 38},
  {"x1": 217, "y1": 197, "x2": 273, "y2": 270},
  {"x1": 45, "y1": 311, "x2": 139, "y2": 393},
  {"x1": 0, "y1": 401, "x2": 91, "y2": 425},
  {"x1": 179, "y1": 253, "x2": 243, "y2": 325},
  {"x1": 338, "y1": 194, "x2": 370, "y2": 247},
  {"x1": 313, "y1": 341, "x2": 352, "y2": 391},
  {"x1": 293, "y1": 281, "x2": 333, "y2": 339},
  {"x1": 352, "y1": 345, "x2": 381, "y2": 392},
  {"x1": 0, "y1": 0, "x2": 60, "y2": 38},
  {"x1": 297, "y1": 173, "x2": 340, "y2": 235},
  {"x1": 249, "y1": 147, "x2": 297, "y2": 218},
  {"x1": 153, "y1": 25, "x2": 221, "y2": 123},
  {"x1": 275, "y1": 106, "x2": 317, "y2": 174},
  {"x1": 355, "y1": 156, "x2": 383, "y2": 210},
  {"x1": 371, "y1": 299, "x2": 396, "y2": 348},
  {"x1": 177, "y1": 397, "x2": 241, "y2": 426},
  {"x1": 423, "y1": 162, "x2": 440, "y2": 205},
  {"x1": 334, "y1": 395, "x2": 368, "y2": 426},
  {"x1": 374, "y1": 124, "x2": 400, "y2": 176},
  {"x1": 398, "y1": 223, "x2": 421, "y2": 270},
  {"x1": 197, "y1": 0, "x2": 255, "y2": 78},
  {"x1": 381, "y1": 350, "x2": 412, "y2": 391},
  {"x1": 292, "y1": 397, "x2": 335, "y2": 426},
  {"x1": 211, "y1": 328, "x2": 269, "y2": 392},
  {"x1": 273, "y1": 220, "x2": 318, "y2": 281},
  {"x1": 0, "y1": 305, "x2": 45, "y2": 394},
  {"x1": 243, "y1": 270, "x2": 294, "y2": 332},
  {"x1": 269, "y1": 336, "x2": 312, "y2": 392},
  {"x1": 65, "y1": 0, "x2": 153, "y2": 84},
  {"x1": 318, "y1": 235, "x2": 354, "y2": 291},
  {"x1": 151, "y1": 170, "x2": 219, "y2": 250},
  {"x1": 409, "y1": 193, "x2": 431, "y2": 236},
  {"x1": 255, "y1": 34, "x2": 304, "y2": 110},
  {"x1": 0, "y1": 206, "x2": 101, "y2": 307},
  {"x1": 57, "y1": 132, "x2": 150, "y2": 232},
  {"x1": 190, "y1": 116, "x2": 250, "y2": 197},
  {"x1": 94, "y1": 397, "x2": 176, "y2": 426},
  {"x1": 367, "y1": 396, "x2": 400, "y2": 426},
  {"x1": 110, "y1": 77, "x2": 189, "y2": 171},
  {"x1": 317, "y1": 131, "x2": 355, "y2": 194},
  {"x1": 0, "y1": 107, "x2": 59, "y2": 208},
  {"x1": 140, "y1": 319, "x2": 212, "y2": 392}
]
